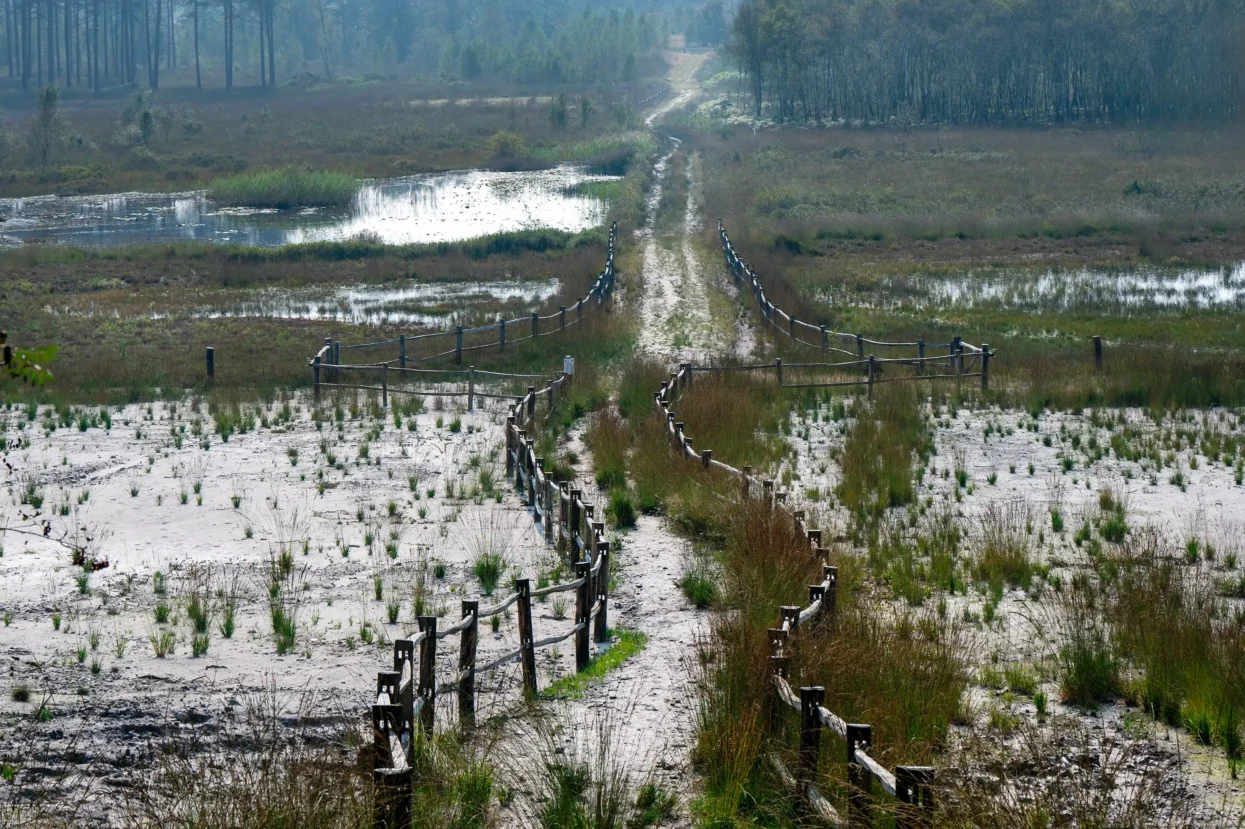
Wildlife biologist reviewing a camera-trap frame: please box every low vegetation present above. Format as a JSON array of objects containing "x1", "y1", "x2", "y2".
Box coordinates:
[{"x1": 207, "y1": 168, "x2": 360, "y2": 209}]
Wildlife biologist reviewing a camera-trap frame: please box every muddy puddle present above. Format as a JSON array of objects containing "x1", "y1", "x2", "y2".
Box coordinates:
[
  {"x1": 55, "y1": 278, "x2": 564, "y2": 328},
  {"x1": 821, "y1": 263, "x2": 1245, "y2": 312},
  {"x1": 0, "y1": 166, "x2": 616, "y2": 248}
]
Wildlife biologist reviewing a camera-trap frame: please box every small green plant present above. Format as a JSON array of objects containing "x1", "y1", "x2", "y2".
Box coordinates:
[
  {"x1": 154, "y1": 603, "x2": 171, "y2": 624},
  {"x1": 1034, "y1": 688, "x2": 1048, "y2": 720},
  {"x1": 472, "y1": 553, "x2": 506, "y2": 596},
  {"x1": 386, "y1": 600, "x2": 400, "y2": 624},
  {"x1": 192, "y1": 633, "x2": 210, "y2": 657},
  {"x1": 150, "y1": 630, "x2": 176, "y2": 658}
]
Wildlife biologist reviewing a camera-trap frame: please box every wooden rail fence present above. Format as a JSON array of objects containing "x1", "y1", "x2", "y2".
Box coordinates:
[
  {"x1": 720, "y1": 221, "x2": 995, "y2": 390},
  {"x1": 653, "y1": 364, "x2": 936, "y2": 826},
  {"x1": 371, "y1": 376, "x2": 615, "y2": 829},
  {"x1": 309, "y1": 223, "x2": 616, "y2": 387}
]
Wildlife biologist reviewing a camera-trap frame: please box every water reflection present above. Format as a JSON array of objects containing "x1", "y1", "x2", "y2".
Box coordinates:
[
  {"x1": 0, "y1": 166, "x2": 615, "y2": 248},
  {"x1": 822, "y1": 264, "x2": 1245, "y2": 312}
]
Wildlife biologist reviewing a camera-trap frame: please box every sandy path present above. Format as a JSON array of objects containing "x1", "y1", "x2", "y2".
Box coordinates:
[{"x1": 505, "y1": 50, "x2": 760, "y2": 823}]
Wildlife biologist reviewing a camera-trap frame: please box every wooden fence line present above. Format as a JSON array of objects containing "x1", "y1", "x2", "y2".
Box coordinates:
[
  {"x1": 371, "y1": 373, "x2": 614, "y2": 829},
  {"x1": 310, "y1": 224, "x2": 616, "y2": 377},
  {"x1": 653, "y1": 362, "x2": 936, "y2": 826},
  {"x1": 719, "y1": 221, "x2": 997, "y2": 392}
]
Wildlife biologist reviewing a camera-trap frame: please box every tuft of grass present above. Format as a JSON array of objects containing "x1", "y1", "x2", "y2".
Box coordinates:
[
  {"x1": 472, "y1": 552, "x2": 507, "y2": 597},
  {"x1": 207, "y1": 167, "x2": 359, "y2": 209}
]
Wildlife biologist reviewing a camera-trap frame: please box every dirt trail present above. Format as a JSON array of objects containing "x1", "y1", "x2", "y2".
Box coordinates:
[{"x1": 508, "y1": 51, "x2": 759, "y2": 822}]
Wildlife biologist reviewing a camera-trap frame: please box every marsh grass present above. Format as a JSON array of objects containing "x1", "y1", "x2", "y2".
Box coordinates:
[
  {"x1": 207, "y1": 168, "x2": 360, "y2": 208},
  {"x1": 837, "y1": 384, "x2": 930, "y2": 532}
]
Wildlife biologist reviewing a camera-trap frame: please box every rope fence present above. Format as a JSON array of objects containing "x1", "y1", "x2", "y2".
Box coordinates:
[
  {"x1": 719, "y1": 221, "x2": 997, "y2": 389},
  {"x1": 371, "y1": 374, "x2": 614, "y2": 829},
  {"x1": 653, "y1": 363, "x2": 937, "y2": 826},
  {"x1": 309, "y1": 223, "x2": 616, "y2": 378}
]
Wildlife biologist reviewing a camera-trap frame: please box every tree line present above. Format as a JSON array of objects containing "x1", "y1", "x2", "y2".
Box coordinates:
[
  {"x1": 729, "y1": 0, "x2": 1245, "y2": 124},
  {"x1": 0, "y1": 0, "x2": 672, "y2": 96}
]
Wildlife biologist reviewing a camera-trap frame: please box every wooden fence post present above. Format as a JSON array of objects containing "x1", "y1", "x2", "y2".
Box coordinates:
[
  {"x1": 505, "y1": 417, "x2": 515, "y2": 477},
  {"x1": 856, "y1": 334, "x2": 864, "y2": 361},
  {"x1": 776, "y1": 357, "x2": 783, "y2": 385},
  {"x1": 790, "y1": 316, "x2": 797, "y2": 341},
  {"x1": 575, "y1": 560, "x2": 591, "y2": 672},
  {"x1": 981, "y1": 344, "x2": 991, "y2": 391},
  {"x1": 799, "y1": 686, "x2": 826, "y2": 792},
  {"x1": 867, "y1": 355, "x2": 876, "y2": 398},
  {"x1": 702, "y1": 449, "x2": 713, "y2": 469},
  {"x1": 820, "y1": 325, "x2": 828, "y2": 353},
  {"x1": 1093, "y1": 335, "x2": 1103, "y2": 369},
  {"x1": 313, "y1": 356, "x2": 321, "y2": 400},
  {"x1": 577, "y1": 299, "x2": 584, "y2": 325},
  {"x1": 527, "y1": 386, "x2": 536, "y2": 420},
  {"x1": 825, "y1": 565, "x2": 839, "y2": 617},
  {"x1": 560, "y1": 306, "x2": 566, "y2": 332},
  {"x1": 917, "y1": 339, "x2": 925, "y2": 376},
  {"x1": 953, "y1": 336, "x2": 963, "y2": 374},
  {"x1": 499, "y1": 319, "x2": 507, "y2": 352},
  {"x1": 455, "y1": 326, "x2": 464, "y2": 364},
  {"x1": 416, "y1": 616, "x2": 436, "y2": 737},
  {"x1": 895, "y1": 766, "x2": 936, "y2": 829},
  {"x1": 846, "y1": 723, "x2": 873, "y2": 827},
  {"x1": 399, "y1": 334, "x2": 407, "y2": 369},
  {"x1": 334, "y1": 340, "x2": 341, "y2": 368},
  {"x1": 205, "y1": 347, "x2": 215, "y2": 383},
  {"x1": 381, "y1": 364, "x2": 389, "y2": 410},
  {"x1": 594, "y1": 541, "x2": 610, "y2": 643},
  {"x1": 531, "y1": 311, "x2": 539, "y2": 340},
  {"x1": 458, "y1": 601, "x2": 478, "y2": 727},
  {"x1": 515, "y1": 579, "x2": 537, "y2": 696},
  {"x1": 373, "y1": 766, "x2": 412, "y2": 829},
  {"x1": 468, "y1": 366, "x2": 475, "y2": 412},
  {"x1": 743, "y1": 466, "x2": 752, "y2": 497},
  {"x1": 544, "y1": 479, "x2": 554, "y2": 541}
]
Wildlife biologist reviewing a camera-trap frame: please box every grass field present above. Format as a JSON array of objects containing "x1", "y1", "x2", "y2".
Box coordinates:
[{"x1": 0, "y1": 77, "x2": 662, "y2": 198}]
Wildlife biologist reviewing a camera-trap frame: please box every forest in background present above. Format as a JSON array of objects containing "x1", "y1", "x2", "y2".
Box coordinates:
[
  {"x1": 728, "y1": 0, "x2": 1245, "y2": 123},
  {"x1": 0, "y1": 0, "x2": 693, "y2": 98}
]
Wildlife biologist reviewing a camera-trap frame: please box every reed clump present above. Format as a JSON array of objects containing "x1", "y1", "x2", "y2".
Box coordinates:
[{"x1": 207, "y1": 168, "x2": 360, "y2": 209}]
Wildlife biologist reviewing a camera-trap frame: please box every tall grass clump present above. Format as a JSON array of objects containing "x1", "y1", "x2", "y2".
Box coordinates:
[
  {"x1": 1109, "y1": 532, "x2": 1245, "y2": 761},
  {"x1": 585, "y1": 410, "x2": 627, "y2": 491},
  {"x1": 836, "y1": 384, "x2": 930, "y2": 533},
  {"x1": 974, "y1": 500, "x2": 1035, "y2": 593},
  {"x1": 208, "y1": 168, "x2": 360, "y2": 209}
]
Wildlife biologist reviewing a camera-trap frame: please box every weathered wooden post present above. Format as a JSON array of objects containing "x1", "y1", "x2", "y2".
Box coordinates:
[
  {"x1": 560, "y1": 306, "x2": 566, "y2": 332},
  {"x1": 825, "y1": 565, "x2": 839, "y2": 617},
  {"x1": 789, "y1": 316, "x2": 797, "y2": 341},
  {"x1": 594, "y1": 541, "x2": 610, "y2": 643},
  {"x1": 544, "y1": 478, "x2": 555, "y2": 541},
  {"x1": 530, "y1": 311, "x2": 538, "y2": 340},
  {"x1": 527, "y1": 386, "x2": 536, "y2": 420},
  {"x1": 846, "y1": 723, "x2": 874, "y2": 827},
  {"x1": 1093, "y1": 335, "x2": 1103, "y2": 369},
  {"x1": 515, "y1": 579, "x2": 537, "y2": 696},
  {"x1": 570, "y1": 490, "x2": 582, "y2": 549},
  {"x1": 917, "y1": 339, "x2": 925, "y2": 376},
  {"x1": 312, "y1": 355, "x2": 321, "y2": 400},
  {"x1": 205, "y1": 347, "x2": 215, "y2": 383},
  {"x1": 743, "y1": 466, "x2": 752, "y2": 497},
  {"x1": 499, "y1": 319, "x2": 507, "y2": 352},
  {"x1": 763, "y1": 479, "x2": 775, "y2": 505},
  {"x1": 381, "y1": 364, "x2": 389, "y2": 409},
  {"x1": 399, "y1": 334, "x2": 407, "y2": 369},
  {"x1": 575, "y1": 561, "x2": 591, "y2": 672},
  {"x1": 780, "y1": 605, "x2": 800, "y2": 634},
  {"x1": 981, "y1": 344, "x2": 991, "y2": 391},
  {"x1": 768, "y1": 629, "x2": 790, "y2": 732},
  {"x1": 820, "y1": 325, "x2": 829, "y2": 353},
  {"x1": 525, "y1": 439, "x2": 536, "y2": 505},
  {"x1": 856, "y1": 333, "x2": 864, "y2": 361},
  {"x1": 459, "y1": 600, "x2": 478, "y2": 726},
  {"x1": 577, "y1": 299, "x2": 584, "y2": 325},
  {"x1": 467, "y1": 366, "x2": 476, "y2": 412},
  {"x1": 505, "y1": 416, "x2": 515, "y2": 477},
  {"x1": 416, "y1": 616, "x2": 437, "y2": 737},
  {"x1": 333, "y1": 340, "x2": 341, "y2": 367},
  {"x1": 895, "y1": 766, "x2": 936, "y2": 829},
  {"x1": 455, "y1": 326, "x2": 464, "y2": 364},
  {"x1": 373, "y1": 764, "x2": 412, "y2": 829},
  {"x1": 953, "y1": 336, "x2": 963, "y2": 374},
  {"x1": 799, "y1": 686, "x2": 826, "y2": 793},
  {"x1": 867, "y1": 355, "x2": 876, "y2": 398},
  {"x1": 702, "y1": 449, "x2": 713, "y2": 469},
  {"x1": 776, "y1": 357, "x2": 783, "y2": 386}
]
